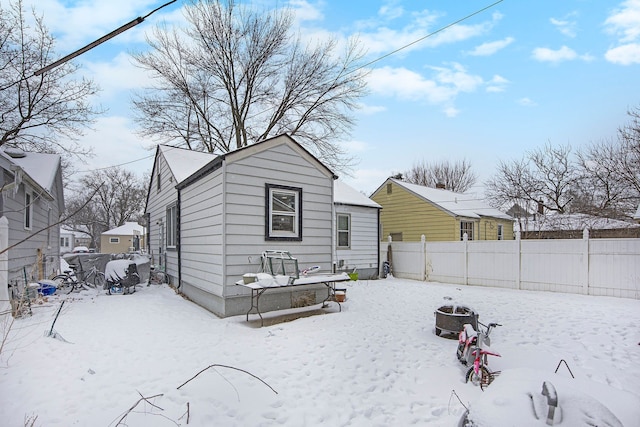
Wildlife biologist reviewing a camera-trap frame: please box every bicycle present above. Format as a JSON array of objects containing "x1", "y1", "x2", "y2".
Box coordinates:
[
  {"x1": 52, "y1": 262, "x2": 106, "y2": 294},
  {"x1": 456, "y1": 321, "x2": 502, "y2": 389}
]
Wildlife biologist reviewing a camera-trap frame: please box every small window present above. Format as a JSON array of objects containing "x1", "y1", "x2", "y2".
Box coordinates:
[
  {"x1": 109, "y1": 237, "x2": 120, "y2": 244},
  {"x1": 157, "y1": 170, "x2": 161, "y2": 193},
  {"x1": 24, "y1": 192, "x2": 32, "y2": 229},
  {"x1": 337, "y1": 214, "x2": 351, "y2": 248},
  {"x1": 460, "y1": 221, "x2": 474, "y2": 240},
  {"x1": 166, "y1": 204, "x2": 177, "y2": 247},
  {"x1": 265, "y1": 184, "x2": 302, "y2": 241},
  {"x1": 390, "y1": 232, "x2": 403, "y2": 242},
  {"x1": 386, "y1": 183, "x2": 392, "y2": 194},
  {"x1": 497, "y1": 224, "x2": 504, "y2": 240}
]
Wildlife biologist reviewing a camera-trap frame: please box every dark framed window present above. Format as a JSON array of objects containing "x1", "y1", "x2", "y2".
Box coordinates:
[
  {"x1": 265, "y1": 184, "x2": 302, "y2": 241},
  {"x1": 157, "y1": 170, "x2": 161, "y2": 193},
  {"x1": 337, "y1": 213, "x2": 351, "y2": 248},
  {"x1": 460, "y1": 221, "x2": 474, "y2": 240},
  {"x1": 497, "y1": 224, "x2": 504, "y2": 240},
  {"x1": 24, "y1": 192, "x2": 32, "y2": 230},
  {"x1": 166, "y1": 204, "x2": 177, "y2": 247}
]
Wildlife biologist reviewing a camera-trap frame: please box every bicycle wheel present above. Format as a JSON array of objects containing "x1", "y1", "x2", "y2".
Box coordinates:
[
  {"x1": 465, "y1": 366, "x2": 492, "y2": 389},
  {"x1": 92, "y1": 271, "x2": 106, "y2": 289},
  {"x1": 51, "y1": 274, "x2": 74, "y2": 293}
]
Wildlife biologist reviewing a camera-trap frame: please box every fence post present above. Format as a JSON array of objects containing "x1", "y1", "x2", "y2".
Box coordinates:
[
  {"x1": 463, "y1": 233, "x2": 469, "y2": 285},
  {"x1": 421, "y1": 234, "x2": 426, "y2": 281},
  {"x1": 582, "y1": 228, "x2": 590, "y2": 295},
  {"x1": 515, "y1": 228, "x2": 521, "y2": 290}
]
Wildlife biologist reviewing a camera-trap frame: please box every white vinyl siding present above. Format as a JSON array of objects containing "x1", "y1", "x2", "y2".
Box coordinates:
[{"x1": 334, "y1": 204, "x2": 379, "y2": 273}]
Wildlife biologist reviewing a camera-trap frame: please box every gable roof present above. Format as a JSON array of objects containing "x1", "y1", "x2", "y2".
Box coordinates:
[
  {"x1": 158, "y1": 145, "x2": 217, "y2": 184},
  {"x1": 334, "y1": 180, "x2": 381, "y2": 208},
  {"x1": 0, "y1": 147, "x2": 64, "y2": 213},
  {"x1": 375, "y1": 178, "x2": 511, "y2": 220},
  {"x1": 0, "y1": 147, "x2": 61, "y2": 197},
  {"x1": 177, "y1": 134, "x2": 336, "y2": 189},
  {"x1": 103, "y1": 222, "x2": 145, "y2": 235}
]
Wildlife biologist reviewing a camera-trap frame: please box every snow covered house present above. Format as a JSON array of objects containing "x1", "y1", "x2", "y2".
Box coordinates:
[
  {"x1": 521, "y1": 211, "x2": 640, "y2": 239},
  {"x1": 145, "y1": 134, "x2": 344, "y2": 317},
  {"x1": 100, "y1": 222, "x2": 146, "y2": 253},
  {"x1": 333, "y1": 180, "x2": 381, "y2": 279},
  {"x1": 370, "y1": 178, "x2": 514, "y2": 242},
  {"x1": 0, "y1": 147, "x2": 64, "y2": 286}
]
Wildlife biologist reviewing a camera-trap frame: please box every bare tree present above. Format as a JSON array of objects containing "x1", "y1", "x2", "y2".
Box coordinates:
[
  {"x1": 131, "y1": 0, "x2": 368, "y2": 171},
  {"x1": 0, "y1": 0, "x2": 102, "y2": 156},
  {"x1": 64, "y1": 168, "x2": 147, "y2": 249},
  {"x1": 485, "y1": 143, "x2": 578, "y2": 214},
  {"x1": 618, "y1": 106, "x2": 640, "y2": 195},
  {"x1": 403, "y1": 159, "x2": 477, "y2": 193}
]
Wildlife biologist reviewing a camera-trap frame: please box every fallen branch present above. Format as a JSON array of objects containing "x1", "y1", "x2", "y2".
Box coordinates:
[
  {"x1": 177, "y1": 364, "x2": 278, "y2": 395},
  {"x1": 112, "y1": 391, "x2": 165, "y2": 427}
]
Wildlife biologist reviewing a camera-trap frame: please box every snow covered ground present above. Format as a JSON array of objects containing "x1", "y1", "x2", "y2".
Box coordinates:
[{"x1": 1, "y1": 277, "x2": 639, "y2": 426}]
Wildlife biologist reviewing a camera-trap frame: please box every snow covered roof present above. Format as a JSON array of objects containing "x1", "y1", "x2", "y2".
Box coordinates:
[
  {"x1": 103, "y1": 222, "x2": 145, "y2": 235},
  {"x1": 0, "y1": 147, "x2": 61, "y2": 196},
  {"x1": 159, "y1": 145, "x2": 216, "y2": 184},
  {"x1": 334, "y1": 180, "x2": 381, "y2": 208},
  {"x1": 387, "y1": 179, "x2": 512, "y2": 220},
  {"x1": 523, "y1": 212, "x2": 640, "y2": 232}
]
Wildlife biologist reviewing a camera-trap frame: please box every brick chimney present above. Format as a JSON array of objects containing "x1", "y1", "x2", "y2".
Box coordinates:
[{"x1": 435, "y1": 181, "x2": 445, "y2": 189}]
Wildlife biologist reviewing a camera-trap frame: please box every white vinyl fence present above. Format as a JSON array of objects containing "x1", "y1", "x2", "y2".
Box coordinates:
[{"x1": 380, "y1": 231, "x2": 640, "y2": 300}]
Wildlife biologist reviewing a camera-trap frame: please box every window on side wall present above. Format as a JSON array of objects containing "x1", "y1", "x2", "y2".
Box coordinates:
[
  {"x1": 497, "y1": 224, "x2": 504, "y2": 240},
  {"x1": 460, "y1": 221, "x2": 474, "y2": 240},
  {"x1": 337, "y1": 213, "x2": 351, "y2": 248},
  {"x1": 157, "y1": 170, "x2": 161, "y2": 193},
  {"x1": 166, "y1": 204, "x2": 177, "y2": 248},
  {"x1": 109, "y1": 237, "x2": 120, "y2": 244},
  {"x1": 24, "y1": 192, "x2": 32, "y2": 230},
  {"x1": 265, "y1": 184, "x2": 302, "y2": 241}
]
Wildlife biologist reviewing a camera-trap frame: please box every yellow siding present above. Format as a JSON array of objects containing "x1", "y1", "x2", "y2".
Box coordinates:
[
  {"x1": 371, "y1": 182, "x2": 457, "y2": 242},
  {"x1": 371, "y1": 181, "x2": 515, "y2": 242}
]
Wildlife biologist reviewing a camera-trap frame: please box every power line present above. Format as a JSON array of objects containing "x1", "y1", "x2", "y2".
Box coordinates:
[{"x1": 78, "y1": 0, "x2": 505, "y2": 174}]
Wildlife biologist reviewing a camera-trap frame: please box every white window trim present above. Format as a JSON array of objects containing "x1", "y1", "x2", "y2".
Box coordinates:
[
  {"x1": 460, "y1": 221, "x2": 474, "y2": 241},
  {"x1": 497, "y1": 224, "x2": 504, "y2": 240},
  {"x1": 109, "y1": 237, "x2": 120, "y2": 244},
  {"x1": 166, "y1": 204, "x2": 177, "y2": 248},
  {"x1": 24, "y1": 191, "x2": 32, "y2": 230},
  {"x1": 337, "y1": 213, "x2": 351, "y2": 249}
]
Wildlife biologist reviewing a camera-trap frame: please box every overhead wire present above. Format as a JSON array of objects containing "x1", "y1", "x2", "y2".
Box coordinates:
[{"x1": 76, "y1": 0, "x2": 505, "y2": 174}]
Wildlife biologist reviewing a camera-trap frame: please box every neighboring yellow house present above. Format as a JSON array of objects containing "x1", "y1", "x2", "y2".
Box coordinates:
[
  {"x1": 100, "y1": 222, "x2": 146, "y2": 253},
  {"x1": 370, "y1": 178, "x2": 514, "y2": 241}
]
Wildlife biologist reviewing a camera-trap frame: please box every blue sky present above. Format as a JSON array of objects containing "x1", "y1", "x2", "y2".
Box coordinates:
[{"x1": 24, "y1": 0, "x2": 640, "y2": 196}]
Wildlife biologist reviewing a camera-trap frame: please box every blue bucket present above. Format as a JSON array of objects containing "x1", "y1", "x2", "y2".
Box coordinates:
[{"x1": 37, "y1": 281, "x2": 57, "y2": 296}]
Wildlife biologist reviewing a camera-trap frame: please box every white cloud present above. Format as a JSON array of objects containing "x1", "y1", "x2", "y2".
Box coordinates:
[
  {"x1": 84, "y1": 52, "x2": 152, "y2": 97},
  {"x1": 518, "y1": 97, "x2": 537, "y2": 107},
  {"x1": 367, "y1": 63, "x2": 483, "y2": 116},
  {"x1": 604, "y1": 0, "x2": 640, "y2": 42},
  {"x1": 289, "y1": 0, "x2": 324, "y2": 23},
  {"x1": 531, "y1": 45, "x2": 592, "y2": 63},
  {"x1": 550, "y1": 15, "x2": 578, "y2": 38},
  {"x1": 378, "y1": 1, "x2": 405, "y2": 20},
  {"x1": 604, "y1": 0, "x2": 640, "y2": 64},
  {"x1": 605, "y1": 43, "x2": 640, "y2": 64},
  {"x1": 356, "y1": 9, "x2": 500, "y2": 57},
  {"x1": 486, "y1": 74, "x2": 509, "y2": 93},
  {"x1": 467, "y1": 37, "x2": 515, "y2": 56},
  {"x1": 357, "y1": 104, "x2": 387, "y2": 115}
]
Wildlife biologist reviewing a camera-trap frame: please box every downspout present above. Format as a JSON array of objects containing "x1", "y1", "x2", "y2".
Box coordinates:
[
  {"x1": 377, "y1": 208, "x2": 381, "y2": 278},
  {"x1": 177, "y1": 189, "x2": 182, "y2": 289}
]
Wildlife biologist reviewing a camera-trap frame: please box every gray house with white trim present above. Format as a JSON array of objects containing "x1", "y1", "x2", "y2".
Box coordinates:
[
  {"x1": 146, "y1": 134, "x2": 341, "y2": 317},
  {"x1": 333, "y1": 180, "x2": 381, "y2": 280},
  {"x1": 0, "y1": 147, "x2": 64, "y2": 285}
]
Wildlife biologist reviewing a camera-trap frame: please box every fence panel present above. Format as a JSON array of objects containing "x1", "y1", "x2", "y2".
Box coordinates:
[
  {"x1": 467, "y1": 240, "x2": 519, "y2": 289},
  {"x1": 380, "y1": 236, "x2": 640, "y2": 300}
]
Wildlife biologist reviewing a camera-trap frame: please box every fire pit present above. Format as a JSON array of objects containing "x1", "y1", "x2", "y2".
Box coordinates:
[{"x1": 434, "y1": 304, "x2": 478, "y2": 337}]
